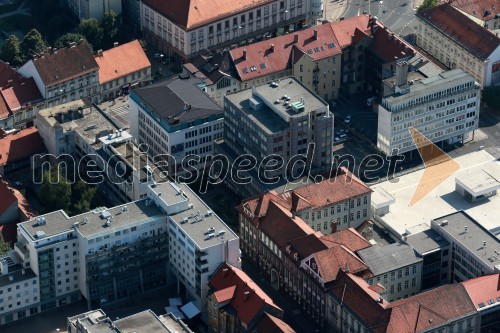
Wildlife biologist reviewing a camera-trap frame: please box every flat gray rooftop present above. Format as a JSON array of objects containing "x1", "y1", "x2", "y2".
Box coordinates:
[
  {"x1": 0, "y1": 267, "x2": 36, "y2": 288},
  {"x1": 115, "y1": 310, "x2": 173, "y2": 332},
  {"x1": 151, "y1": 182, "x2": 238, "y2": 249},
  {"x1": 456, "y1": 168, "x2": 500, "y2": 196},
  {"x1": 19, "y1": 199, "x2": 165, "y2": 241},
  {"x1": 432, "y1": 211, "x2": 500, "y2": 270},
  {"x1": 357, "y1": 242, "x2": 422, "y2": 276},
  {"x1": 406, "y1": 229, "x2": 450, "y2": 255}
]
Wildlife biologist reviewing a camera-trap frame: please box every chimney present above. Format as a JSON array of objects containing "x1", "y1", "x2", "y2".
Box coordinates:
[
  {"x1": 395, "y1": 61, "x2": 409, "y2": 86},
  {"x1": 294, "y1": 34, "x2": 299, "y2": 43},
  {"x1": 244, "y1": 291, "x2": 250, "y2": 301},
  {"x1": 223, "y1": 268, "x2": 228, "y2": 277},
  {"x1": 339, "y1": 17, "x2": 344, "y2": 21},
  {"x1": 97, "y1": 49, "x2": 103, "y2": 57},
  {"x1": 270, "y1": 44, "x2": 275, "y2": 52},
  {"x1": 113, "y1": 42, "x2": 119, "y2": 47},
  {"x1": 242, "y1": 49, "x2": 247, "y2": 60},
  {"x1": 313, "y1": 29, "x2": 318, "y2": 40}
]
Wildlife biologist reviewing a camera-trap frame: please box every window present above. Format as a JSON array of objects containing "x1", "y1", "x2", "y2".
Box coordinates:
[{"x1": 323, "y1": 221, "x2": 328, "y2": 230}]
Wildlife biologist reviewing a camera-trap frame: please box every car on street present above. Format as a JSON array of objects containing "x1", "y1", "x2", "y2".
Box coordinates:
[
  {"x1": 154, "y1": 53, "x2": 163, "y2": 59},
  {"x1": 335, "y1": 133, "x2": 349, "y2": 142},
  {"x1": 366, "y1": 97, "x2": 375, "y2": 106},
  {"x1": 344, "y1": 115, "x2": 352, "y2": 124},
  {"x1": 336, "y1": 129, "x2": 348, "y2": 136}
]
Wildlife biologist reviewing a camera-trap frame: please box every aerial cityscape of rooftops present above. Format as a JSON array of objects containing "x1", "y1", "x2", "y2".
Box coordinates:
[{"x1": 0, "y1": 0, "x2": 499, "y2": 332}]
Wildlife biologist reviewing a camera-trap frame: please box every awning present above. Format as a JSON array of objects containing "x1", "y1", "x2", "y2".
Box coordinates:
[
  {"x1": 180, "y1": 302, "x2": 201, "y2": 319},
  {"x1": 169, "y1": 297, "x2": 182, "y2": 306}
]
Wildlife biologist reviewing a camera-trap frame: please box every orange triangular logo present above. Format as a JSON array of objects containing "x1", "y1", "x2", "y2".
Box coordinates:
[{"x1": 409, "y1": 127, "x2": 460, "y2": 206}]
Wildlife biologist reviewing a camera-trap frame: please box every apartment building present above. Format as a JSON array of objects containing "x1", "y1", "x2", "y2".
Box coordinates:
[
  {"x1": 67, "y1": 309, "x2": 194, "y2": 333},
  {"x1": 141, "y1": 0, "x2": 314, "y2": 60},
  {"x1": 8, "y1": 181, "x2": 238, "y2": 325},
  {"x1": 358, "y1": 243, "x2": 423, "y2": 302},
  {"x1": 415, "y1": 3, "x2": 500, "y2": 87},
  {"x1": 0, "y1": 61, "x2": 44, "y2": 130},
  {"x1": 64, "y1": 0, "x2": 122, "y2": 21},
  {"x1": 463, "y1": 274, "x2": 500, "y2": 333},
  {"x1": 129, "y1": 76, "x2": 224, "y2": 177},
  {"x1": 94, "y1": 40, "x2": 151, "y2": 101},
  {"x1": 0, "y1": 253, "x2": 39, "y2": 325},
  {"x1": 431, "y1": 211, "x2": 500, "y2": 283},
  {"x1": 377, "y1": 69, "x2": 481, "y2": 156},
  {"x1": 451, "y1": 0, "x2": 500, "y2": 33},
  {"x1": 18, "y1": 41, "x2": 100, "y2": 107},
  {"x1": 221, "y1": 78, "x2": 333, "y2": 198},
  {"x1": 36, "y1": 100, "x2": 161, "y2": 205},
  {"x1": 328, "y1": 270, "x2": 480, "y2": 333},
  {"x1": 207, "y1": 262, "x2": 286, "y2": 332}
]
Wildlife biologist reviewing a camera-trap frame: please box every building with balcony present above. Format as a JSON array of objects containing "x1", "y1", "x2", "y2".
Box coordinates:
[
  {"x1": 18, "y1": 41, "x2": 100, "y2": 107},
  {"x1": 129, "y1": 76, "x2": 224, "y2": 178},
  {"x1": 94, "y1": 40, "x2": 152, "y2": 101},
  {"x1": 220, "y1": 78, "x2": 333, "y2": 198},
  {"x1": 141, "y1": 0, "x2": 312, "y2": 61},
  {"x1": 377, "y1": 69, "x2": 480, "y2": 156},
  {"x1": 415, "y1": 3, "x2": 500, "y2": 87}
]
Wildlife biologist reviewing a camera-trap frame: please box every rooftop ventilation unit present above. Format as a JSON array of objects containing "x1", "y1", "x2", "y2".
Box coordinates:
[
  {"x1": 218, "y1": 230, "x2": 226, "y2": 236},
  {"x1": 208, "y1": 227, "x2": 215, "y2": 233},
  {"x1": 440, "y1": 220, "x2": 448, "y2": 226},
  {"x1": 182, "y1": 217, "x2": 189, "y2": 224},
  {"x1": 205, "y1": 210, "x2": 213, "y2": 217},
  {"x1": 207, "y1": 233, "x2": 215, "y2": 238},
  {"x1": 81, "y1": 217, "x2": 89, "y2": 225},
  {"x1": 37, "y1": 217, "x2": 46, "y2": 226},
  {"x1": 35, "y1": 231, "x2": 46, "y2": 238},
  {"x1": 73, "y1": 222, "x2": 80, "y2": 228},
  {"x1": 100, "y1": 210, "x2": 111, "y2": 219}
]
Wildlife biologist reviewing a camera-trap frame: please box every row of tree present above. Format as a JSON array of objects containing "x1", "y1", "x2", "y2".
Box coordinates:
[{"x1": 0, "y1": 11, "x2": 120, "y2": 67}]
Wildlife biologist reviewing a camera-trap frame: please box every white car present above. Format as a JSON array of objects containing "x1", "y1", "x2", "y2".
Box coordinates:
[
  {"x1": 344, "y1": 115, "x2": 352, "y2": 124},
  {"x1": 335, "y1": 134, "x2": 349, "y2": 142},
  {"x1": 366, "y1": 97, "x2": 375, "y2": 106}
]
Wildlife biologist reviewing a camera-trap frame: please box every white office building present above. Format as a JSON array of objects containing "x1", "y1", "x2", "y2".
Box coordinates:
[{"x1": 377, "y1": 68, "x2": 481, "y2": 156}]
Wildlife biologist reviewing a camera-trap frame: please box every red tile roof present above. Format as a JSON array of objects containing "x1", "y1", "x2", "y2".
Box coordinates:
[
  {"x1": 387, "y1": 284, "x2": 476, "y2": 333},
  {"x1": 417, "y1": 3, "x2": 500, "y2": 60},
  {"x1": 230, "y1": 23, "x2": 343, "y2": 81},
  {"x1": 31, "y1": 42, "x2": 98, "y2": 86},
  {"x1": 330, "y1": 15, "x2": 372, "y2": 48},
  {"x1": 320, "y1": 228, "x2": 372, "y2": 252},
  {"x1": 0, "y1": 93, "x2": 10, "y2": 120},
  {"x1": 368, "y1": 24, "x2": 416, "y2": 63},
  {"x1": 0, "y1": 127, "x2": 46, "y2": 166},
  {"x1": 209, "y1": 262, "x2": 282, "y2": 327},
  {"x1": 213, "y1": 285, "x2": 236, "y2": 303},
  {"x1": 462, "y1": 274, "x2": 500, "y2": 309},
  {"x1": 95, "y1": 40, "x2": 151, "y2": 84},
  {"x1": 0, "y1": 61, "x2": 43, "y2": 114},
  {"x1": 0, "y1": 181, "x2": 17, "y2": 216},
  {"x1": 451, "y1": 0, "x2": 499, "y2": 22},
  {"x1": 331, "y1": 271, "x2": 391, "y2": 333},
  {"x1": 254, "y1": 313, "x2": 296, "y2": 333},
  {"x1": 286, "y1": 234, "x2": 329, "y2": 260},
  {"x1": 143, "y1": 0, "x2": 275, "y2": 31}
]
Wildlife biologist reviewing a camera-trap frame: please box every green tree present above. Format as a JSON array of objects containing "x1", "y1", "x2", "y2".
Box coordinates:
[
  {"x1": 0, "y1": 236, "x2": 11, "y2": 256},
  {"x1": 482, "y1": 86, "x2": 500, "y2": 110},
  {"x1": 39, "y1": 168, "x2": 72, "y2": 213},
  {"x1": 101, "y1": 10, "x2": 120, "y2": 45},
  {"x1": 21, "y1": 29, "x2": 48, "y2": 59},
  {"x1": 54, "y1": 33, "x2": 88, "y2": 49},
  {"x1": 0, "y1": 35, "x2": 23, "y2": 67},
  {"x1": 77, "y1": 18, "x2": 103, "y2": 49},
  {"x1": 139, "y1": 39, "x2": 147, "y2": 53},
  {"x1": 418, "y1": 0, "x2": 440, "y2": 12},
  {"x1": 70, "y1": 180, "x2": 97, "y2": 215}
]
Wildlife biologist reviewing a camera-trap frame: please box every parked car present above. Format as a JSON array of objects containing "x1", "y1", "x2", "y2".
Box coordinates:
[
  {"x1": 336, "y1": 129, "x2": 348, "y2": 136},
  {"x1": 154, "y1": 53, "x2": 163, "y2": 59},
  {"x1": 344, "y1": 115, "x2": 352, "y2": 124},
  {"x1": 335, "y1": 134, "x2": 349, "y2": 142},
  {"x1": 366, "y1": 97, "x2": 375, "y2": 106}
]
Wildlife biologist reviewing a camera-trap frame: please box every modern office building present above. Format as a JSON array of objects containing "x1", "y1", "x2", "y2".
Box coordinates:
[
  {"x1": 36, "y1": 100, "x2": 162, "y2": 205},
  {"x1": 67, "y1": 309, "x2": 194, "y2": 333},
  {"x1": 358, "y1": 242, "x2": 423, "y2": 302},
  {"x1": 141, "y1": 0, "x2": 316, "y2": 60},
  {"x1": 431, "y1": 211, "x2": 500, "y2": 283},
  {"x1": 129, "y1": 76, "x2": 224, "y2": 177},
  {"x1": 221, "y1": 78, "x2": 333, "y2": 198},
  {"x1": 377, "y1": 69, "x2": 481, "y2": 156},
  {"x1": 18, "y1": 41, "x2": 101, "y2": 107},
  {"x1": 64, "y1": 0, "x2": 122, "y2": 21},
  {"x1": 94, "y1": 40, "x2": 152, "y2": 101},
  {"x1": 7, "y1": 181, "x2": 239, "y2": 326},
  {"x1": 415, "y1": 3, "x2": 500, "y2": 87}
]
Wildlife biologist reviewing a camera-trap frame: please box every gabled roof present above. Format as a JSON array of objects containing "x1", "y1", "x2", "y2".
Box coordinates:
[
  {"x1": 184, "y1": 51, "x2": 237, "y2": 86},
  {"x1": 254, "y1": 313, "x2": 296, "y2": 333},
  {"x1": 320, "y1": 228, "x2": 372, "y2": 252},
  {"x1": 357, "y1": 242, "x2": 422, "y2": 276},
  {"x1": 31, "y1": 42, "x2": 98, "y2": 86},
  {"x1": 462, "y1": 274, "x2": 500, "y2": 310},
  {"x1": 368, "y1": 24, "x2": 416, "y2": 63},
  {"x1": 330, "y1": 15, "x2": 372, "y2": 48},
  {"x1": 387, "y1": 284, "x2": 476, "y2": 333},
  {"x1": 95, "y1": 40, "x2": 151, "y2": 84},
  {"x1": 451, "y1": 0, "x2": 499, "y2": 22},
  {"x1": 143, "y1": 0, "x2": 275, "y2": 31},
  {"x1": 0, "y1": 127, "x2": 46, "y2": 166},
  {"x1": 417, "y1": 3, "x2": 500, "y2": 60},
  {"x1": 0, "y1": 181, "x2": 17, "y2": 216},
  {"x1": 312, "y1": 245, "x2": 371, "y2": 284},
  {"x1": 0, "y1": 61, "x2": 43, "y2": 113},
  {"x1": 209, "y1": 262, "x2": 282, "y2": 327},
  {"x1": 213, "y1": 285, "x2": 236, "y2": 303}
]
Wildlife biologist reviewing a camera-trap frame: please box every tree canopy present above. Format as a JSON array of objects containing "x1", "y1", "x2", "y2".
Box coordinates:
[
  {"x1": 0, "y1": 236, "x2": 11, "y2": 256},
  {"x1": 102, "y1": 10, "x2": 120, "y2": 46},
  {"x1": 21, "y1": 29, "x2": 48, "y2": 59},
  {"x1": 0, "y1": 35, "x2": 23, "y2": 67},
  {"x1": 77, "y1": 18, "x2": 103, "y2": 50},
  {"x1": 54, "y1": 33, "x2": 90, "y2": 50},
  {"x1": 418, "y1": 0, "x2": 439, "y2": 12}
]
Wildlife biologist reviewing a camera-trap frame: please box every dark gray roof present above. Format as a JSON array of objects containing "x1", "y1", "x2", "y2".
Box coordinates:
[
  {"x1": 0, "y1": 267, "x2": 36, "y2": 288},
  {"x1": 406, "y1": 229, "x2": 450, "y2": 255},
  {"x1": 133, "y1": 76, "x2": 222, "y2": 126},
  {"x1": 357, "y1": 242, "x2": 422, "y2": 276}
]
